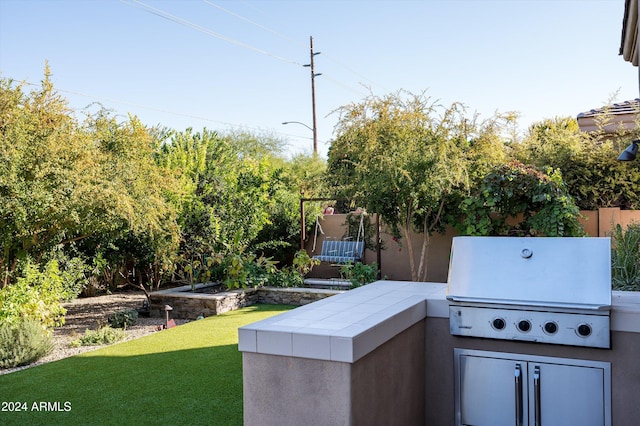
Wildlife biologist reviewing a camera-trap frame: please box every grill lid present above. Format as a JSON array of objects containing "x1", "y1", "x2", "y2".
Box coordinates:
[{"x1": 446, "y1": 237, "x2": 611, "y2": 310}]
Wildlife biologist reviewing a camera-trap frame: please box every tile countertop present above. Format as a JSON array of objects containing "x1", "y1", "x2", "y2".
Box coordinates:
[
  {"x1": 238, "y1": 281, "x2": 445, "y2": 363},
  {"x1": 238, "y1": 282, "x2": 640, "y2": 363},
  {"x1": 611, "y1": 290, "x2": 640, "y2": 333}
]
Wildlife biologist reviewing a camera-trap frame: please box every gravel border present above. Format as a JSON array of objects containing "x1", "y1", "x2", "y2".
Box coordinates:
[{"x1": 1, "y1": 292, "x2": 190, "y2": 376}]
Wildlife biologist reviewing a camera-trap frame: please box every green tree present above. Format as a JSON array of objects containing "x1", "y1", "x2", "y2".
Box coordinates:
[
  {"x1": 514, "y1": 116, "x2": 640, "y2": 210},
  {"x1": 251, "y1": 153, "x2": 326, "y2": 262},
  {"x1": 159, "y1": 128, "x2": 315, "y2": 285},
  {"x1": 81, "y1": 108, "x2": 180, "y2": 262},
  {"x1": 0, "y1": 70, "x2": 91, "y2": 274},
  {"x1": 0, "y1": 68, "x2": 179, "y2": 289},
  {"x1": 328, "y1": 91, "x2": 506, "y2": 281},
  {"x1": 282, "y1": 153, "x2": 327, "y2": 199},
  {"x1": 160, "y1": 129, "x2": 274, "y2": 254},
  {"x1": 514, "y1": 117, "x2": 583, "y2": 167}
]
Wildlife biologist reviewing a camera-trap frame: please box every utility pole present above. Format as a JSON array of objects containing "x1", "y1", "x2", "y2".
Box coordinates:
[{"x1": 304, "y1": 36, "x2": 321, "y2": 156}]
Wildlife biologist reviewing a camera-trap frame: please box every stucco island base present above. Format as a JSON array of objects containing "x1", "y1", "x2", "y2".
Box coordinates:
[{"x1": 242, "y1": 321, "x2": 425, "y2": 426}]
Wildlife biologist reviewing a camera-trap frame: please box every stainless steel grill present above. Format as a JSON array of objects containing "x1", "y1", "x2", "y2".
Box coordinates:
[{"x1": 447, "y1": 236, "x2": 612, "y2": 349}]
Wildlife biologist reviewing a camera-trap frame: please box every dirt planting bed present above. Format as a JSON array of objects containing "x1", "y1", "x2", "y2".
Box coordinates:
[{"x1": 1, "y1": 291, "x2": 189, "y2": 376}]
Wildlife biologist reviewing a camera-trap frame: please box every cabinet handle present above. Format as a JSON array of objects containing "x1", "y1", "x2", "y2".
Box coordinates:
[
  {"x1": 515, "y1": 363, "x2": 523, "y2": 426},
  {"x1": 534, "y1": 366, "x2": 541, "y2": 426}
]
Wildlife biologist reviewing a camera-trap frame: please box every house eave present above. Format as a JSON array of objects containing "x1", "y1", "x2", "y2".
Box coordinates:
[{"x1": 620, "y1": 0, "x2": 639, "y2": 66}]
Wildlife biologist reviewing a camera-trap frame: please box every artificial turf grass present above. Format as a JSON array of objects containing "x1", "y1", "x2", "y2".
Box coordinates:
[{"x1": 0, "y1": 304, "x2": 294, "y2": 426}]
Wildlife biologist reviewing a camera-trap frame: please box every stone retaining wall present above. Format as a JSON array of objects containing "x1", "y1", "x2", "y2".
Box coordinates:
[
  {"x1": 254, "y1": 287, "x2": 342, "y2": 306},
  {"x1": 149, "y1": 284, "x2": 341, "y2": 319}
]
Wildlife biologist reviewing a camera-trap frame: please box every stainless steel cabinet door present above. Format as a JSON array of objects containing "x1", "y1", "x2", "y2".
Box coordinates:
[
  {"x1": 530, "y1": 362, "x2": 605, "y2": 426},
  {"x1": 458, "y1": 355, "x2": 528, "y2": 426},
  {"x1": 455, "y1": 349, "x2": 611, "y2": 426}
]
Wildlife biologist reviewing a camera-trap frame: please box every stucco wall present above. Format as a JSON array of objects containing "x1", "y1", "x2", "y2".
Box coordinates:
[
  {"x1": 243, "y1": 353, "x2": 352, "y2": 426},
  {"x1": 305, "y1": 214, "x2": 453, "y2": 283},
  {"x1": 305, "y1": 208, "x2": 640, "y2": 283},
  {"x1": 243, "y1": 321, "x2": 426, "y2": 426}
]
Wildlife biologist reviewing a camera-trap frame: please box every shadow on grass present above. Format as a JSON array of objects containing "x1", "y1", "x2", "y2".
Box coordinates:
[{"x1": 0, "y1": 304, "x2": 294, "y2": 426}]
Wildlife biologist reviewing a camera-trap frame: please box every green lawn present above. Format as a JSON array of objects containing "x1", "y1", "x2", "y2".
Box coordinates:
[{"x1": 0, "y1": 304, "x2": 294, "y2": 426}]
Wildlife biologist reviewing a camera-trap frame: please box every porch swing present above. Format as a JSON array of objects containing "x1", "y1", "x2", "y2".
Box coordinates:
[{"x1": 311, "y1": 212, "x2": 366, "y2": 265}]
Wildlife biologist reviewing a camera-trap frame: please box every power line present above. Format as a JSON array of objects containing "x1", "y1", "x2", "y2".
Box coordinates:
[
  {"x1": 321, "y1": 52, "x2": 391, "y2": 94},
  {"x1": 202, "y1": 0, "x2": 305, "y2": 48},
  {"x1": 321, "y1": 75, "x2": 369, "y2": 98},
  {"x1": 125, "y1": 0, "x2": 380, "y2": 98},
  {"x1": 120, "y1": 0, "x2": 303, "y2": 66},
  {"x1": 200, "y1": 0, "x2": 385, "y2": 94},
  {"x1": 112, "y1": 1, "x2": 378, "y2": 147}
]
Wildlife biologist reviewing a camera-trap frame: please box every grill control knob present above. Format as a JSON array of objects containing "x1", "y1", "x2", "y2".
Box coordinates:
[
  {"x1": 517, "y1": 320, "x2": 531, "y2": 333},
  {"x1": 544, "y1": 321, "x2": 558, "y2": 335},
  {"x1": 577, "y1": 323, "x2": 592, "y2": 337},
  {"x1": 492, "y1": 318, "x2": 506, "y2": 330}
]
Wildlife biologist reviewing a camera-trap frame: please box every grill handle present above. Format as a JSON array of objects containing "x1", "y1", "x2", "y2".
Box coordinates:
[
  {"x1": 515, "y1": 363, "x2": 524, "y2": 426},
  {"x1": 533, "y1": 366, "x2": 541, "y2": 426},
  {"x1": 446, "y1": 296, "x2": 611, "y2": 311}
]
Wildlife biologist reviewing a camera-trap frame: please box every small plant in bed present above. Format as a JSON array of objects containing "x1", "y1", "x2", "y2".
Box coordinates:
[
  {"x1": 70, "y1": 325, "x2": 126, "y2": 347},
  {"x1": 108, "y1": 308, "x2": 138, "y2": 328},
  {"x1": 340, "y1": 261, "x2": 379, "y2": 288},
  {"x1": 611, "y1": 223, "x2": 640, "y2": 291}
]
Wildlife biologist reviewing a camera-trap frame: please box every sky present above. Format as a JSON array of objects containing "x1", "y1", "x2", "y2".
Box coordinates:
[{"x1": 0, "y1": 0, "x2": 637, "y2": 158}]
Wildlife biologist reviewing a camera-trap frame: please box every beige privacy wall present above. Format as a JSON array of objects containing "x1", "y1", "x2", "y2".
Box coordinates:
[{"x1": 304, "y1": 208, "x2": 640, "y2": 282}]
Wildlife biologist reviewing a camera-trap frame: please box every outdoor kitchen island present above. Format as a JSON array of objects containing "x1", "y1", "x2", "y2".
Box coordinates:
[{"x1": 238, "y1": 281, "x2": 640, "y2": 426}]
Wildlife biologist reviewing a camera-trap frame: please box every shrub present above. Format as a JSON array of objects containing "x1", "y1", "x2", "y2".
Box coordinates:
[
  {"x1": 611, "y1": 223, "x2": 640, "y2": 291},
  {"x1": 267, "y1": 268, "x2": 304, "y2": 288},
  {"x1": 108, "y1": 309, "x2": 139, "y2": 328},
  {"x1": 263, "y1": 251, "x2": 317, "y2": 288},
  {"x1": 291, "y1": 249, "x2": 320, "y2": 276},
  {"x1": 0, "y1": 260, "x2": 67, "y2": 328},
  {"x1": 457, "y1": 162, "x2": 584, "y2": 237},
  {"x1": 340, "y1": 262, "x2": 379, "y2": 288},
  {"x1": 514, "y1": 117, "x2": 640, "y2": 211},
  {"x1": 0, "y1": 320, "x2": 54, "y2": 368},
  {"x1": 212, "y1": 252, "x2": 278, "y2": 289},
  {"x1": 70, "y1": 326, "x2": 126, "y2": 347},
  {"x1": 44, "y1": 250, "x2": 91, "y2": 301},
  {"x1": 58, "y1": 255, "x2": 90, "y2": 301}
]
